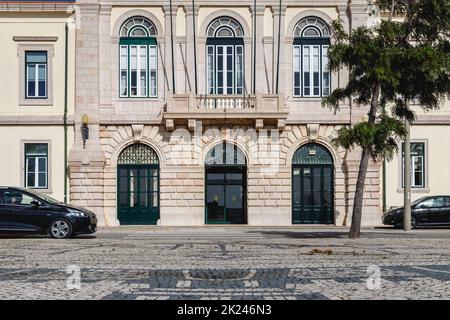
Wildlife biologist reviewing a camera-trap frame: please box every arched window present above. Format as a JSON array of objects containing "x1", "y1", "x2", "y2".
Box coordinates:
[
  {"x1": 119, "y1": 17, "x2": 158, "y2": 98},
  {"x1": 293, "y1": 17, "x2": 331, "y2": 98},
  {"x1": 206, "y1": 17, "x2": 245, "y2": 95},
  {"x1": 205, "y1": 143, "x2": 246, "y2": 165}
]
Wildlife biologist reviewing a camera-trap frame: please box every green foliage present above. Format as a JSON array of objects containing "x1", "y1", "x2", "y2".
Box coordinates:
[
  {"x1": 323, "y1": 0, "x2": 450, "y2": 159},
  {"x1": 332, "y1": 115, "x2": 407, "y2": 161}
]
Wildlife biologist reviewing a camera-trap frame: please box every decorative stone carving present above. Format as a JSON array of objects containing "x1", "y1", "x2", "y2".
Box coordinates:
[
  {"x1": 255, "y1": 119, "x2": 264, "y2": 131},
  {"x1": 165, "y1": 119, "x2": 174, "y2": 132},
  {"x1": 307, "y1": 124, "x2": 320, "y2": 141},
  {"x1": 277, "y1": 119, "x2": 286, "y2": 131},
  {"x1": 188, "y1": 119, "x2": 196, "y2": 132},
  {"x1": 131, "y1": 124, "x2": 144, "y2": 142}
]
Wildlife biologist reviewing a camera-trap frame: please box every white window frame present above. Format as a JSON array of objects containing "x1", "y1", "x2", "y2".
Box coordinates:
[
  {"x1": 206, "y1": 44, "x2": 243, "y2": 95},
  {"x1": 119, "y1": 44, "x2": 157, "y2": 98},
  {"x1": 293, "y1": 44, "x2": 331, "y2": 98},
  {"x1": 25, "y1": 54, "x2": 48, "y2": 99},
  {"x1": 401, "y1": 142, "x2": 426, "y2": 189},
  {"x1": 24, "y1": 143, "x2": 48, "y2": 189}
]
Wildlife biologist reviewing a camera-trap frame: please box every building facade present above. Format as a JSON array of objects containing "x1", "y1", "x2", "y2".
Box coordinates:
[{"x1": 1, "y1": 0, "x2": 447, "y2": 227}]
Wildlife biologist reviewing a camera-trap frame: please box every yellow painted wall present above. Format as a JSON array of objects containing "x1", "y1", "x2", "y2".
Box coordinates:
[
  {"x1": 385, "y1": 125, "x2": 450, "y2": 208},
  {"x1": 176, "y1": 6, "x2": 186, "y2": 37},
  {"x1": 0, "y1": 126, "x2": 74, "y2": 202},
  {"x1": 264, "y1": 7, "x2": 273, "y2": 37},
  {"x1": 0, "y1": 13, "x2": 75, "y2": 115}
]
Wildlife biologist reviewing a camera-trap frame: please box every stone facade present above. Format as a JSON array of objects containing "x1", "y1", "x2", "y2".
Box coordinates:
[{"x1": 64, "y1": 0, "x2": 383, "y2": 227}]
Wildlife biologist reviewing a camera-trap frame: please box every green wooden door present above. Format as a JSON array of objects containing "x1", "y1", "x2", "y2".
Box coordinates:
[
  {"x1": 292, "y1": 143, "x2": 334, "y2": 224},
  {"x1": 116, "y1": 143, "x2": 160, "y2": 225},
  {"x1": 117, "y1": 165, "x2": 159, "y2": 225}
]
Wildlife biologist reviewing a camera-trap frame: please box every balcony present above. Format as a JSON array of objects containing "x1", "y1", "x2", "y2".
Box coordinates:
[{"x1": 163, "y1": 94, "x2": 288, "y2": 131}]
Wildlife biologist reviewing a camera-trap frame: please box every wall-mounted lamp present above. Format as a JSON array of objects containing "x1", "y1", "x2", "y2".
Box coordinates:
[{"x1": 81, "y1": 114, "x2": 89, "y2": 149}]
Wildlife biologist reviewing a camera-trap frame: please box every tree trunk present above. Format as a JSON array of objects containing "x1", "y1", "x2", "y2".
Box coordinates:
[
  {"x1": 348, "y1": 84, "x2": 380, "y2": 239},
  {"x1": 349, "y1": 148, "x2": 371, "y2": 238}
]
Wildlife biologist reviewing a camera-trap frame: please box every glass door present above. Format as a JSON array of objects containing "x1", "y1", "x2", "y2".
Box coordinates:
[{"x1": 205, "y1": 166, "x2": 246, "y2": 224}]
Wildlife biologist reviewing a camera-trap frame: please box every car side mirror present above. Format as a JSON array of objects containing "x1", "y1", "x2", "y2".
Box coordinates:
[{"x1": 30, "y1": 200, "x2": 40, "y2": 208}]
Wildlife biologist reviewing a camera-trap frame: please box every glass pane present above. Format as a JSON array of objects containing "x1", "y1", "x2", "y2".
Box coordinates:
[
  {"x1": 207, "y1": 173, "x2": 225, "y2": 181},
  {"x1": 293, "y1": 168, "x2": 301, "y2": 205},
  {"x1": 140, "y1": 169, "x2": 148, "y2": 193},
  {"x1": 323, "y1": 167, "x2": 332, "y2": 209},
  {"x1": 119, "y1": 193, "x2": 128, "y2": 208},
  {"x1": 313, "y1": 167, "x2": 321, "y2": 205},
  {"x1": 149, "y1": 46, "x2": 157, "y2": 96},
  {"x1": 140, "y1": 193, "x2": 148, "y2": 207},
  {"x1": 120, "y1": 177, "x2": 128, "y2": 192},
  {"x1": 38, "y1": 80, "x2": 46, "y2": 97},
  {"x1": 130, "y1": 28, "x2": 146, "y2": 37},
  {"x1": 130, "y1": 46, "x2": 137, "y2": 96},
  {"x1": 206, "y1": 185, "x2": 225, "y2": 222},
  {"x1": 129, "y1": 169, "x2": 138, "y2": 208},
  {"x1": 27, "y1": 80, "x2": 35, "y2": 97},
  {"x1": 27, "y1": 173, "x2": 35, "y2": 188},
  {"x1": 120, "y1": 46, "x2": 128, "y2": 96},
  {"x1": 38, "y1": 173, "x2": 46, "y2": 188},
  {"x1": 303, "y1": 168, "x2": 312, "y2": 205},
  {"x1": 38, "y1": 157, "x2": 46, "y2": 172},
  {"x1": 26, "y1": 51, "x2": 47, "y2": 63},
  {"x1": 27, "y1": 157, "x2": 36, "y2": 173},
  {"x1": 38, "y1": 65, "x2": 46, "y2": 80}
]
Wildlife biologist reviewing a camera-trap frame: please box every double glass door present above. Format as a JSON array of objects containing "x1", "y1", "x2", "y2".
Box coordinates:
[
  {"x1": 207, "y1": 44, "x2": 244, "y2": 95},
  {"x1": 292, "y1": 165, "x2": 333, "y2": 224},
  {"x1": 205, "y1": 166, "x2": 246, "y2": 224},
  {"x1": 117, "y1": 165, "x2": 159, "y2": 225}
]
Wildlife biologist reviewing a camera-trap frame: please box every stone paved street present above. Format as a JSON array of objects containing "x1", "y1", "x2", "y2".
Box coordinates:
[{"x1": 0, "y1": 227, "x2": 449, "y2": 300}]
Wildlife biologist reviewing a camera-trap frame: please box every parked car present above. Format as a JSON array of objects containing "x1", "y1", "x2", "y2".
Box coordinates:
[
  {"x1": 383, "y1": 196, "x2": 450, "y2": 228},
  {"x1": 0, "y1": 187, "x2": 97, "y2": 239}
]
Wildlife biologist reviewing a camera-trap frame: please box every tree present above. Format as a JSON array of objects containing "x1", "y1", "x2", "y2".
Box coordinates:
[{"x1": 323, "y1": 0, "x2": 450, "y2": 238}]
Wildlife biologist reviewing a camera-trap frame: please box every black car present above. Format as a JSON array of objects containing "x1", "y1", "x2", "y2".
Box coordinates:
[
  {"x1": 0, "y1": 187, "x2": 97, "y2": 239},
  {"x1": 383, "y1": 196, "x2": 450, "y2": 228}
]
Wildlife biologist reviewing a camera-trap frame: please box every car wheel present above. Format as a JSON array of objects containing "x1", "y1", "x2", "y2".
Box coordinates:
[
  {"x1": 394, "y1": 218, "x2": 416, "y2": 230},
  {"x1": 393, "y1": 222, "x2": 403, "y2": 229},
  {"x1": 49, "y1": 219, "x2": 73, "y2": 239}
]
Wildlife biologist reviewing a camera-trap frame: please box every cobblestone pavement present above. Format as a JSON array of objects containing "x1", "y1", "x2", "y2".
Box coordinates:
[{"x1": 0, "y1": 227, "x2": 449, "y2": 300}]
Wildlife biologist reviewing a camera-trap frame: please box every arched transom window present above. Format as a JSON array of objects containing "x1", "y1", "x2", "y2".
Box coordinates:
[
  {"x1": 293, "y1": 17, "x2": 331, "y2": 98},
  {"x1": 207, "y1": 17, "x2": 244, "y2": 37},
  {"x1": 206, "y1": 17, "x2": 244, "y2": 95},
  {"x1": 119, "y1": 16, "x2": 158, "y2": 98}
]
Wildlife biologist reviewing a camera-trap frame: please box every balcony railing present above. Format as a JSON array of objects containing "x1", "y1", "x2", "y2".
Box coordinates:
[
  {"x1": 165, "y1": 93, "x2": 286, "y2": 119},
  {"x1": 195, "y1": 95, "x2": 256, "y2": 110}
]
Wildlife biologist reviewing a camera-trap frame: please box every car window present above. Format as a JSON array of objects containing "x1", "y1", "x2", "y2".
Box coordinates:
[
  {"x1": 446, "y1": 197, "x2": 450, "y2": 207},
  {"x1": 418, "y1": 198, "x2": 434, "y2": 208},
  {"x1": 2, "y1": 190, "x2": 38, "y2": 206},
  {"x1": 420, "y1": 197, "x2": 446, "y2": 208}
]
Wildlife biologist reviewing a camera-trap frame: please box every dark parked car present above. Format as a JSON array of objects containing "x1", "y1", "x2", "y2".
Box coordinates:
[
  {"x1": 383, "y1": 196, "x2": 450, "y2": 228},
  {"x1": 0, "y1": 187, "x2": 97, "y2": 239}
]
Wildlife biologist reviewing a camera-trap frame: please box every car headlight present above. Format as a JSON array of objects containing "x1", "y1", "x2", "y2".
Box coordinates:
[{"x1": 68, "y1": 208, "x2": 88, "y2": 217}]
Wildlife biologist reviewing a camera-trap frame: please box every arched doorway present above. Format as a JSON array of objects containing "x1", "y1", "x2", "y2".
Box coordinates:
[
  {"x1": 117, "y1": 143, "x2": 159, "y2": 225},
  {"x1": 292, "y1": 143, "x2": 334, "y2": 224},
  {"x1": 205, "y1": 143, "x2": 247, "y2": 224}
]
